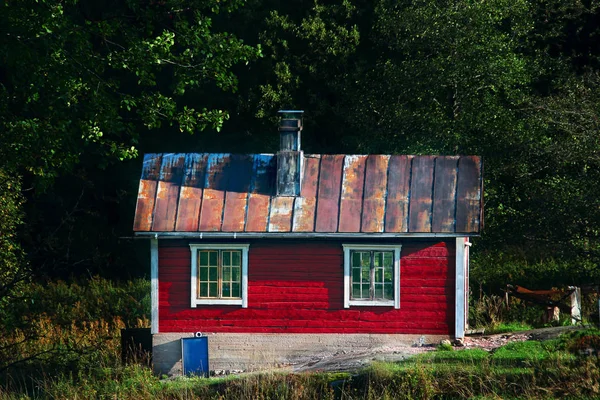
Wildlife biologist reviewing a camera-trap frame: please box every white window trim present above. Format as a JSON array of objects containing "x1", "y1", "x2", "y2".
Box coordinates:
[
  {"x1": 343, "y1": 244, "x2": 401, "y2": 309},
  {"x1": 190, "y1": 244, "x2": 249, "y2": 308}
]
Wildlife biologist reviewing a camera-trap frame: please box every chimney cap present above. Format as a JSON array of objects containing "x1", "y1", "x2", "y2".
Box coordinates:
[{"x1": 278, "y1": 110, "x2": 304, "y2": 117}]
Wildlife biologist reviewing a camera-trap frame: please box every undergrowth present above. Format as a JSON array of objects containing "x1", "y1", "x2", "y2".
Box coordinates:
[{"x1": 1, "y1": 279, "x2": 600, "y2": 399}]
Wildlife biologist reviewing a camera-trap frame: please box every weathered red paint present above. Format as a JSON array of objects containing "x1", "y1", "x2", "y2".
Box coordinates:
[
  {"x1": 133, "y1": 154, "x2": 163, "y2": 231},
  {"x1": 362, "y1": 155, "x2": 389, "y2": 232},
  {"x1": 221, "y1": 155, "x2": 254, "y2": 232},
  {"x1": 134, "y1": 153, "x2": 482, "y2": 234},
  {"x1": 339, "y1": 155, "x2": 367, "y2": 232},
  {"x1": 385, "y1": 155, "x2": 412, "y2": 232},
  {"x1": 245, "y1": 156, "x2": 274, "y2": 232},
  {"x1": 315, "y1": 155, "x2": 344, "y2": 232},
  {"x1": 292, "y1": 156, "x2": 320, "y2": 232},
  {"x1": 175, "y1": 154, "x2": 208, "y2": 231},
  {"x1": 152, "y1": 154, "x2": 185, "y2": 231},
  {"x1": 268, "y1": 197, "x2": 294, "y2": 232},
  {"x1": 432, "y1": 157, "x2": 459, "y2": 232},
  {"x1": 158, "y1": 240, "x2": 455, "y2": 335}
]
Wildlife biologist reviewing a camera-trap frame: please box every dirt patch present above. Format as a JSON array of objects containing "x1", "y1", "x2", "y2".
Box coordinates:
[{"x1": 291, "y1": 326, "x2": 587, "y2": 372}]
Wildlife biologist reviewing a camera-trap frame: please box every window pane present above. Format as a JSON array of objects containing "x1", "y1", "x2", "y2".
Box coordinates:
[
  {"x1": 223, "y1": 251, "x2": 231, "y2": 266},
  {"x1": 352, "y1": 252, "x2": 361, "y2": 268},
  {"x1": 362, "y1": 283, "x2": 371, "y2": 298},
  {"x1": 374, "y1": 284, "x2": 383, "y2": 299},
  {"x1": 232, "y1": 251, "x2": 241, "y2": 266},
  {"x1": 374, "y1": 252, "x2": 382, "y2": 267},
  {"x1": 375, "y1": 268, "x2": 383, "y2": 283},
  {"x1": 232, "y1": 283, "x2": 240, "y2": 298},
  {"x1": 199, "y1": 251, "x2": 208, "y2": 266},
  {"x1": 232, "y1": 266, "x2": 240, "y2": 282},
  {"x1": 199, "y1": 267, "x2": 208, "y2": 281},
  {"x1": 209, "y1": 282, "x2": 218, "y2": 297},
  {"x1": 384, "y1": 284, "x2": 393, "y2": 299},
  {"x1": 383, "y1": 252, "x2": 393, "y2": 267},
  {"x1": 360, "y1": 252, "x2": 370, "y2": 268},
  {"x1": 384, "y1": 267, "x2": 393, "y2": 283},
  {"x1": 361, "y1": 267, "x2": 370, "y2": 281},
  {"x1": 222, "y1": 282, "x2": 231, "y2": 297},
  {"x1": 209, "y1": 251, "x2": 218, "y2": 266},
  {"x1": 352, "y1": 267, "x2": 361, "y2": 283},
  {"x1": 352, "y1": 283, "x2": 361, "y2": 299},
  {"x1": 209, "y1": 266, "x2": 218, "y2": 281},
  {"x1": 199, "y1": 282, "x2": 208, "y2": 297},
  {"x1": 223, "y1": 266, "x2": 231, "y2": 282}
]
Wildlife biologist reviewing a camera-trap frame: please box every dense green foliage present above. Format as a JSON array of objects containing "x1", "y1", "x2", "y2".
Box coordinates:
[
  {"x1": 0, "y1": 277, "x2": 149, "y2": 374},
  {"x1": 2, "y1": 0, "x2": 599, "y2": 288},
  {"x1": 2, "y1": 0, "x2": 600, "y2": 378}
]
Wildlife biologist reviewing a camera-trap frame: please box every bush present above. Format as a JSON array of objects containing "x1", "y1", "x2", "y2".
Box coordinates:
[{"x1": 0, "y1": 277, "x2": 150, "y2": 380}]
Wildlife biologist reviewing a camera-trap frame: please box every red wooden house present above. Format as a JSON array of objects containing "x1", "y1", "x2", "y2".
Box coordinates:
[{"x1": 133, "y1": 111, "x2": 483, "y2": 375}]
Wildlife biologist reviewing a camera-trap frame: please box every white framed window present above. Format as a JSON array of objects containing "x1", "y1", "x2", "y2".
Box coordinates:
[
  {"x1": 343, "y1": 244, "x2": 401, "y2": 309},
  {"x1": 190, "y1": 244, "x2": 249, "y2": 308}
]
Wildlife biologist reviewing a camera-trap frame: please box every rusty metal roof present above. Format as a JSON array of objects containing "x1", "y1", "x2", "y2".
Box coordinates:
[{"x1": 133, "y1": 154, "x2": 483, "y2": 235}]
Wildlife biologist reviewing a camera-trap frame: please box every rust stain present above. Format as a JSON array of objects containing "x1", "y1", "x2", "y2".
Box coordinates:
[
  {"x1": 245, "y1": 155, "x2": 275, "y2": 232},
  {"x1": 175, "y1": 154, "x2": 208, "y2": 232},
  {"x1": 133, "y1": 154, "x2": 162, "y2": 231},
  {"x1": 408, "y1": 156, "x2": 435, "y2": 232},
  {"x1": 339, "y1": 155, "x2": 367, "y2": 232},
  {"x1": 456, "y1": 156, "x2": 482, "y2": 233},
  {"x1": 385, "y1": 155, "x2": 412, "y2": 232},
  {"x1": 431, "y1": 157, "x2": 459, "y2": 233},
  {"x1": 292, "y1": 155, "x2": 320, "y2": 232},
  {"x1": 222, "y1": 155, "x2": 254, "y2": 232},
  {"x1": 133, "y1": 180, "x2": 158, "y2": 231},
  {"x1": 198, "y1": 154, "x2": 229, "y2": 231},
  {"x1": 362, "y1": 155, "x2": 389, "y2": 233},
  {"x1": 268, "y1": 196, "x2": 294, "y2": 232},
  {"x1": 315, "y1": 155, "x2": 344, "y2": 232},
  {"x1": 134, "y1": 152, "x2": 483, "y2": 235},
  {"x1": 152, "y1": 154, "x2": 185, "y2": 231}
]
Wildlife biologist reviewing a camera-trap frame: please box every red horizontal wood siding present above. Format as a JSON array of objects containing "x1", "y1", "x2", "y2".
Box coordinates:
[{"x1": 158, "y1": 240, "x2": 455, "y2": 335}]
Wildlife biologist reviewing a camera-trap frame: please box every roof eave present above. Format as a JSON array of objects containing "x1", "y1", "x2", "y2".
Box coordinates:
[{"x1": 134, "y1": 231, "x2": 481, "y2": 239}]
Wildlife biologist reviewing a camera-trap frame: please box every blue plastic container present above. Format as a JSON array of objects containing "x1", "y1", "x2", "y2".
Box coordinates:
[{"x1": 181, "y1": 336, "x2": 209, "y2": 376}]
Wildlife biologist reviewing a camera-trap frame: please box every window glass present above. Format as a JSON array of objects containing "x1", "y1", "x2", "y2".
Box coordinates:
[
  {"x1": 197, "y1": 249, "x2": 243, "y2": 299},
  {"x1": 350, "y1": 250, "x2": 394, "y2": 302}
]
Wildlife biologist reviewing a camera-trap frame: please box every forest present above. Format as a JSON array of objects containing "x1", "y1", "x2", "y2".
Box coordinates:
[{"x1": 1, "y1": 0, "x2": 600, "y2": 394}]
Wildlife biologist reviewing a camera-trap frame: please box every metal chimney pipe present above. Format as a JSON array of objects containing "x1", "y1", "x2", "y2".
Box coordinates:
[{"x1": 276, "y1": 110, "x2": 304, "y2": 196}]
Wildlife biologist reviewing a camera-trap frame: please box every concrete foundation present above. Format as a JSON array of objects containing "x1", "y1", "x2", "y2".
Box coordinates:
[{"x1": 153, "y1": 332, "x2": 448, "y2": 376}]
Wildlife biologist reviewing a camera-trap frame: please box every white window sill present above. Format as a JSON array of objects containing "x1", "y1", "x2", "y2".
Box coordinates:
[
  {"x1": 348, "y1": 300, "x2": 395, "y2": 307},
  {"x1": 192, "y1": 299, "x2": 243, "y2": 307}
]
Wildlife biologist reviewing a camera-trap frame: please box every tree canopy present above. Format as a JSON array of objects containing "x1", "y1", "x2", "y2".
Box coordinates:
[{"x1": 1, "y1": 0, "x2": 600, "y2": 291}]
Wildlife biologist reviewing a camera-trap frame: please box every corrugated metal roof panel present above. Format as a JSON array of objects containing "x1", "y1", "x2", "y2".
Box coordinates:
[{"x1": 133, "y1": 153, "x2": 483, "y2": 235}]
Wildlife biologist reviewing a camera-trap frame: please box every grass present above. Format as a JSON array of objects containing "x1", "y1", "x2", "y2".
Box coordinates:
[
  {"x1": 1, "y1": 340, "x2": 599, "y2": 399},
  {"x1": 484, "y1": 321, "x2": 534, "y2": 334}
]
